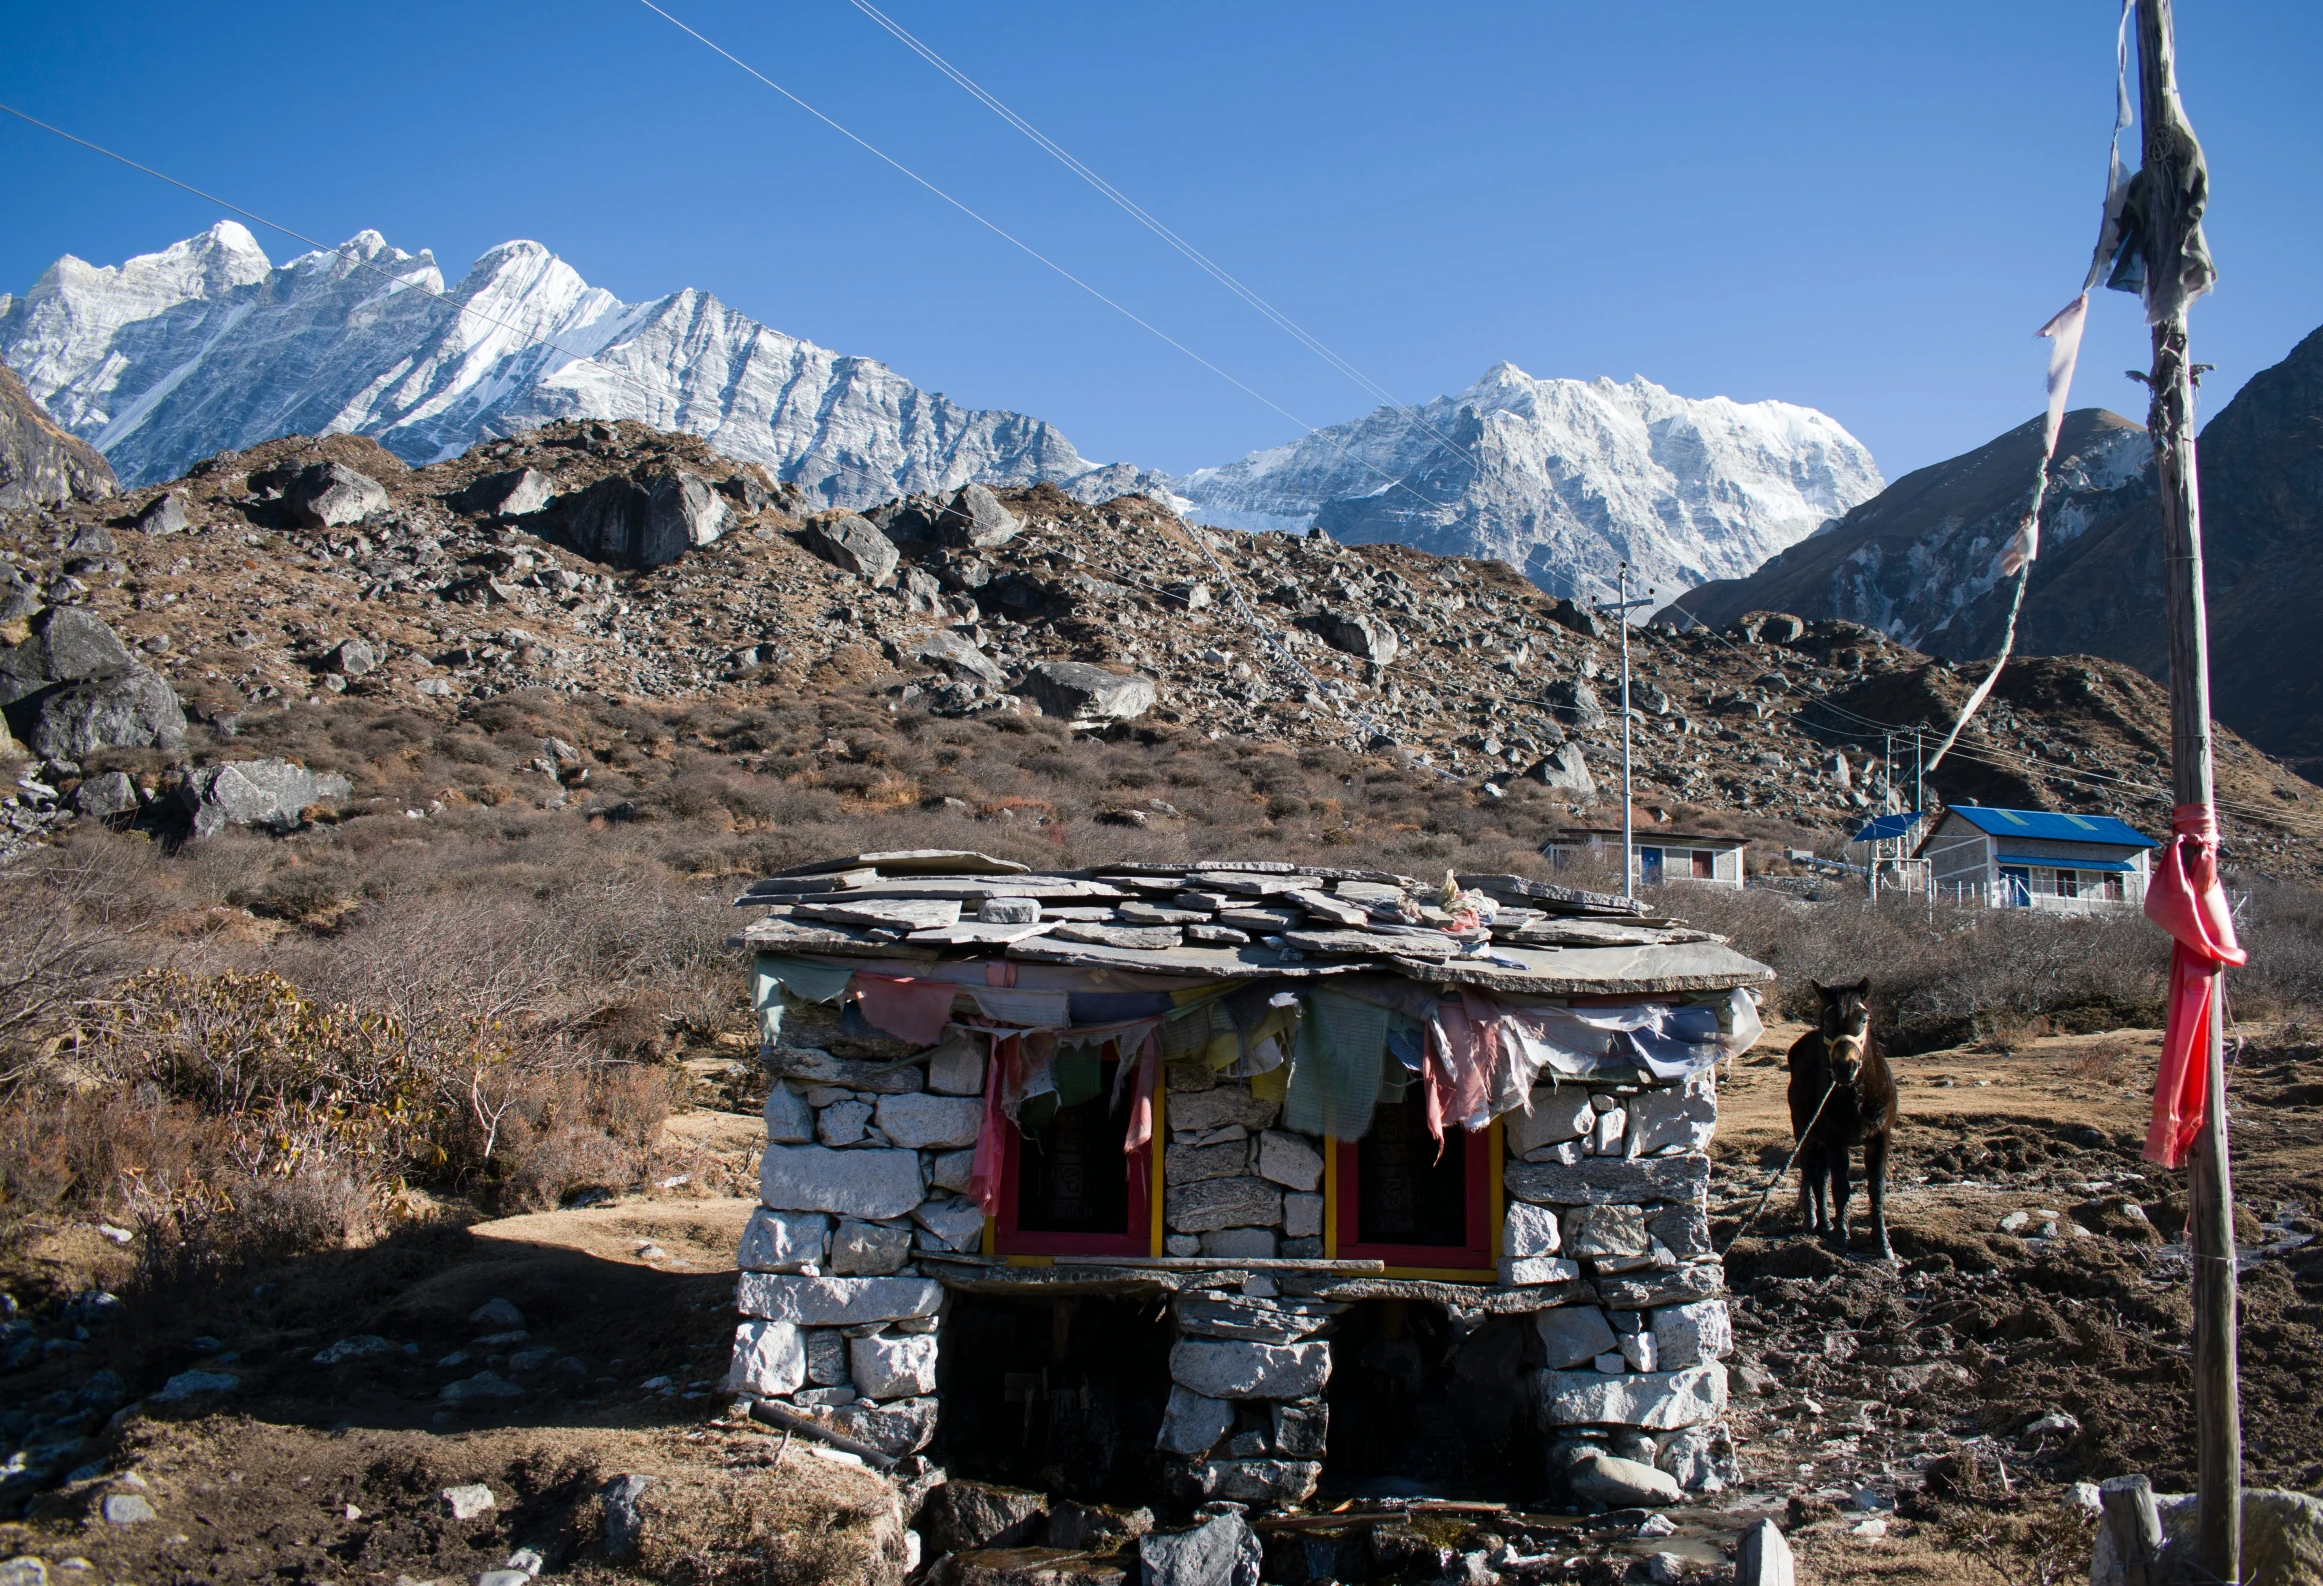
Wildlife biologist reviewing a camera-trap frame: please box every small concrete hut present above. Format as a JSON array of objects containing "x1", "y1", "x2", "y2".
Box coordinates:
[{"x1": 723, "y1": 852, "x2": 1771, "y2": 1511}]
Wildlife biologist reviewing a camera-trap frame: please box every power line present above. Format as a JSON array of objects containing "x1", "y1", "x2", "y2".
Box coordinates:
[
  {"x1": 634, "y1": 2, "x2": 1556, "y2": 592},
  {"x1": 837, "y1": 0, "x2": 1522, "y2": 535}
]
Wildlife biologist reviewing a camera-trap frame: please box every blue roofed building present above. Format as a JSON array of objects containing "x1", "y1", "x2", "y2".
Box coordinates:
[{"x1": 1914, "y1": 804, "x2": 2157, "y2": 912}]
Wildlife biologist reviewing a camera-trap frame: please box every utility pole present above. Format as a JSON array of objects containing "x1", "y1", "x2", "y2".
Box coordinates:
[
  {"x1": 2137, "y1": 5, "x2": 2239, "y2": 1580},
  {"x1": 1914, "y1": 726, "x2": 1924, "y2": 815},
  {"x1": 1594, "y1": 563, "x2": 1656, "y2": 899}
]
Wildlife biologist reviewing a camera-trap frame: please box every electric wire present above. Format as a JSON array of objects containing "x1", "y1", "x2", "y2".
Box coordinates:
[
  {"x1": 634, "y1": 2, "x2": 1565, "y2": 595},
  {"x1": 838, "y1": 0, "x2": 1528, "y2": 552}
]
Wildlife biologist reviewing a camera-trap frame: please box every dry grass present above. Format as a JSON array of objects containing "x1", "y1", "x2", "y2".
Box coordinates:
[{"x1": 6, "y1": 682, "x2": 2318, "y2": 1302}]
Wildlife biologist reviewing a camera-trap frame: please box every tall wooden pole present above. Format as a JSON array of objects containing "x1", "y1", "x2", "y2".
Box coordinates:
[{"x1": 2135, "y1": 4, "x2": 2240, "y2": 1580}]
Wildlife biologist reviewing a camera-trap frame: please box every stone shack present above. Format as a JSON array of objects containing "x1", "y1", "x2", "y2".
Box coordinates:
[{"x1": 721, "y1": 852, "x2": 1769, "y2": 1514}]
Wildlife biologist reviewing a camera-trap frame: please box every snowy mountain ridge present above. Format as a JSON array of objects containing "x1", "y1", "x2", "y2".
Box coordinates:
[
  {"x1": 0, "y1": 223, "x2": 1168, "y2": 507},
  {"x1": 1175, "y1": 362, "x2": 1884, "y2": 600},
  {"x1": 4, "y1": 225, "x2": 1884, "y2": 601}
]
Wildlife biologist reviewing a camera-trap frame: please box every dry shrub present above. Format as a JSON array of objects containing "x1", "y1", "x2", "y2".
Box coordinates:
[{"x1": 1667, "y1": 886, "x2": 2168, "y2": 1051}]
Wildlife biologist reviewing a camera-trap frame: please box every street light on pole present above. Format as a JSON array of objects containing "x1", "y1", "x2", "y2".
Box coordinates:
[{"x1": 1594, "y1": 562, "x2": 1656, "y2": 899}]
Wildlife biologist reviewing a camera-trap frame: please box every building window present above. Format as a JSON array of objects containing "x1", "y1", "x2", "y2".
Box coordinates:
[
  {"x1": 2055, "y1": 870, "x2": 2080, "y2": 899},
  {"x1": 1332, "y1": 1089, "x2": 1494, "y2": 1272},
  {"x1": 1691, "y1": 849, "x2": 1715, "y2": 879},
  {"x1": 994, "y1": 1045, "x2": 1155, "y2": 1257},
  {"x1": 2102, "y1": 873, "x2": 2125, "y2": 901}
]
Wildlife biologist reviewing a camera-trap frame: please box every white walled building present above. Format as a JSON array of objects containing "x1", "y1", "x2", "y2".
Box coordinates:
[
  {"x1": 1914, "y1": 805, "x2": 2155, "y2": 912},
  {"x1": 1543, "y1": 828, "x2": 1748, "y2": 891}
]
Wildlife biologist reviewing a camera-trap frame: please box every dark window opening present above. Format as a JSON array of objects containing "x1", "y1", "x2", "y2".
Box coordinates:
[
  {"x1": 1356, "y1": 1088, "x2": 1467, "y2": 1249},
  {"x1": 1017, "y1": 1056, "x2": 1129, "y2": 1236},
  {"x1": 1320, "y1": 1299, "x2": 1543, "y2": 1503},
  {"x1": 936, "y1": 1293, "x2": 1174, "y2": 1502},
  {"x1": 1691, "y1": 849, "x2": 1715, "y2": 879}
]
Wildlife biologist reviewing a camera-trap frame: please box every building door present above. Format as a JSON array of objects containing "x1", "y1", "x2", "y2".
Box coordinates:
[
  {"x1": 1998, "y1": 866, "x2": 2031, "y2": 907},
  {"x1": 1638, "y1": 847, "x2": 1664, "y2": 886}
]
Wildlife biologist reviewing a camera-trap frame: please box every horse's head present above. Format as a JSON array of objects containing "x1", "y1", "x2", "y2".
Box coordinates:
[{"x1": 1813, "y1": 977, "x2": 1873, "y2": 1088}]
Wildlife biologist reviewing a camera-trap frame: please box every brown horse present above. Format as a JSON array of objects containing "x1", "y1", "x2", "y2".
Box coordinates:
[{"x1": 1787, "y1": 978, "x2": 1899, "y2": 1261}]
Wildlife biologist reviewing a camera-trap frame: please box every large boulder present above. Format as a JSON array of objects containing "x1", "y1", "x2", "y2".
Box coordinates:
[
  {"x1": 1528, "y1": 743, "x2": 1595, "y2": 799},
  {"x1": 566, "y1": 470, "x2": 729, "y2": 567},
  {"x1": 172, "y1": 759, "x2": 350, "y2": 838},
  {"x1": 453, "y1": 467, "x2": 554, "y2": 519},
  {"x1": 1546, "y1": 679, "x2": 1608, "y2": 729},
  {"x1": 30, "y1": 668, "x2": 187, "y2": 760},
  {"x1": 934, "y1": 485, "x2": 1023, "y2": 550},
  {"x1": 284, "y1": 461, "x2": 391, "y2": 527},
  {"x1": 0, "y1": 363, "x2": 116, "y2": 510},
  {"x1": 1311, "y1": 612, "x2": 1399, "y2": 667},
  {"x1": 1568, "y1": 1451, "x2": 1684, "y2": 1507},
  {"x1": 0, "y1": 607, "x2": 135, "y2": 707},
  {"x1": 2093, "y1": 1488, "x2": 2323, "y2": 1586},
  {"x1": 917, "y1": 1481, "x2": 1049, "y2": 1555},
  {"x1": 800, "y1": 515, "x2": 900, "y2": 585},
  {"x1": 1136, "y1": 1509, "x2": 1261, "y2": 1586},
  {"x1": 916, "y1": 630, "x2": 1004, "y2": 686},
  {"x1": 131, "y1": 491, "x2": 189, "y2": 535},
  {"x1": 1015, "y1": 662, "x2": 1153, "y2": 724}
]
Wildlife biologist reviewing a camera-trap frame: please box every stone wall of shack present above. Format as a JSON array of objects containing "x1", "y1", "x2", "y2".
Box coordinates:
[{"x1": 723, "y1": 985, "x2": 1740, "y2": 1507}]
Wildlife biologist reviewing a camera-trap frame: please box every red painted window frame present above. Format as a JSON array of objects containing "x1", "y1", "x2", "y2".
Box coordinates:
[
  {"x1": 1331, "y1": 1119, "x2": 1495, "y2": 1272},
  {"x1": 991, "y1": 1042, "x2": 1155, "y2": 1257}
]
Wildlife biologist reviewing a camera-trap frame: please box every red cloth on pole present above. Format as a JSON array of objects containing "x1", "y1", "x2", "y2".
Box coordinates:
[
  {"x1": 968, "y1": 1038, "x2": 1010, "y2": 1217},
  {"x1": 2142, "y1": 803, "x2": 2248, "y2": 1167},
  {"x1": 1122, "y1": 1029, "x2": 1159, "y2": 1158},
  {"x1": 852, "y1": 972, "x2": 959, "y2": 1045}
]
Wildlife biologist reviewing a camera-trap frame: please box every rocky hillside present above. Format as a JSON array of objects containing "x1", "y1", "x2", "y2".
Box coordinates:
[
  {"x1": 0, "y1": 223, "x2": 1168, "y2": 507},
  {"x1": 0, "y1": 362, "x2": 114, "y2": 511},
  {"x1": 1673, "y1": 321, "x2": 2323, "y2": 780},
  {"x1": 1176, "y1": 364, "x2": 1883, "y2": 602},
  {"x1": 0, "y1": 415, "x2": 2312, "y2": 873}
]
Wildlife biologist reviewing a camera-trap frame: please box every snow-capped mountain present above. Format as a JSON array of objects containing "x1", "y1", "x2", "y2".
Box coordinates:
[
  {"x1": 1175, "y1": 364, "x2": 1883, "y2": 601},
  {"x1": 0, "y1": 223, "x2": 1168, "y2": 505}
]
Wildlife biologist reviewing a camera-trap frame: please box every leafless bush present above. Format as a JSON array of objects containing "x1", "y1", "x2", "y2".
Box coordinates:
[
  {"x1": 1667, "y1": 885, "x2": 2167, "y2": 1050},
  {"x1": 0, "y1": 830, "x2": 164, "y2": 1082}
]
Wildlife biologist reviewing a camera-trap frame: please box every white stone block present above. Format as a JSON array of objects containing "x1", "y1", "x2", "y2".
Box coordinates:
[
  {"x1": 736, "y1": 1207, "x2": 830, "y2": 1272},
  {"x1": 1255, "y1": 1130, "x2": 1324, "y2": 1192},
  {"x1": 1508, "y1": 1089, "x2": 1596, "y2": 1157},
  {"x1": 1165, "y1": 1234, "x2": 1201, "y2": 1257},
  {"x1": 1200, "y1": 1227, "x2": 1279, "y2": 1259},
  {"x1": 912, "y1": 1195, "x2": 987, "y2": 1252},
  {"x1": 1535, "y1": 1305, "x2": 1619, "y2": 1368},
  {"x1": 929, "y1": 1147, "x2": 976, "y2": 1194},
  {"x1": 848, "y1": 1332, "x2": 938, "y2": 1400},
  {"x1": 722, "y1": 1319, "x2": 805, "y2": 1396},
  {"x1": 924, "y1": 1035, "x2": 986, "y2": 1095},
  {"x1": 1156, "y1": 1384, "x2": 1235, "y2": 1455},
  {"x1": 1282, "y1": 1192, "x2": 1323, "y2": 1240},
  {"x1": 1504, "y1": 1203, "x2": 1561, "y2": 1257},
  {"x1": 1499, "y1": 1256, "x2": 1582, "y2": 1286},
  {"x1": 735, "y1": 1274, "x2": 943, "y2": 1326},
  {"x1": 1620, "y1": 1332, "x2": 1658, "y2": 1372},
  {"x1": 1594, "y1": 1351, "x2": 1627, "y2": 1373},
  {"x1": 1166, "y1": 1087, "x2": 1279, "y2": 1135},
  {"x1": 875, "y1": 1092, "x2": 984, "y2": 1151},
  {"x1": 1650, "y1": 1298, "x2": 1733, "y2": 1368},
  {"x1": 817, "y1": 1098, "x2": 872, "y2": 1146},
  {"x1": 1591, "y1": 1108, "x2": 1626, "y2": 1156},
  {"x1": 829, "y1": 1219, "x2": 912, "y2": 1275},
  {"x1": 1626, "y1": 1071, "x2": 1717, "y2": 1157},
  {"x1": 1567, "y1": 1204, "x2": 1650, "y2": 1258},
  {"x1": 1537, "y1": 1362, "x2": 1728, "y2": 1431},
  {"x1": 1168, "y1": 1338, "x2": 1330, "y2": 1400},
  {"x1": 759, "y1": 1144, "x2": 924, "y2": 1220},
  {"x1": 764, "y1": 1084, "x2": 815, "y2": 1144}
]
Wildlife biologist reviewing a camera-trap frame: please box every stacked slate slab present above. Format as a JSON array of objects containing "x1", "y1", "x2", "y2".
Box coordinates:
[{"x1": 721, "y1": 850, "x2": 1767, "y2": 1501}]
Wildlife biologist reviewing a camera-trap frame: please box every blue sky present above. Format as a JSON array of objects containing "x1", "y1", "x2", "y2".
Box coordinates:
[{"x1": 3, "y1": 2, "x2": 2318, "y2": 482}]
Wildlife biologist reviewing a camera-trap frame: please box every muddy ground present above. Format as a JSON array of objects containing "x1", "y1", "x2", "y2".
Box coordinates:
[{"x1": 1, "y1": 1026, "x2": 2316, "y2": 1585}]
